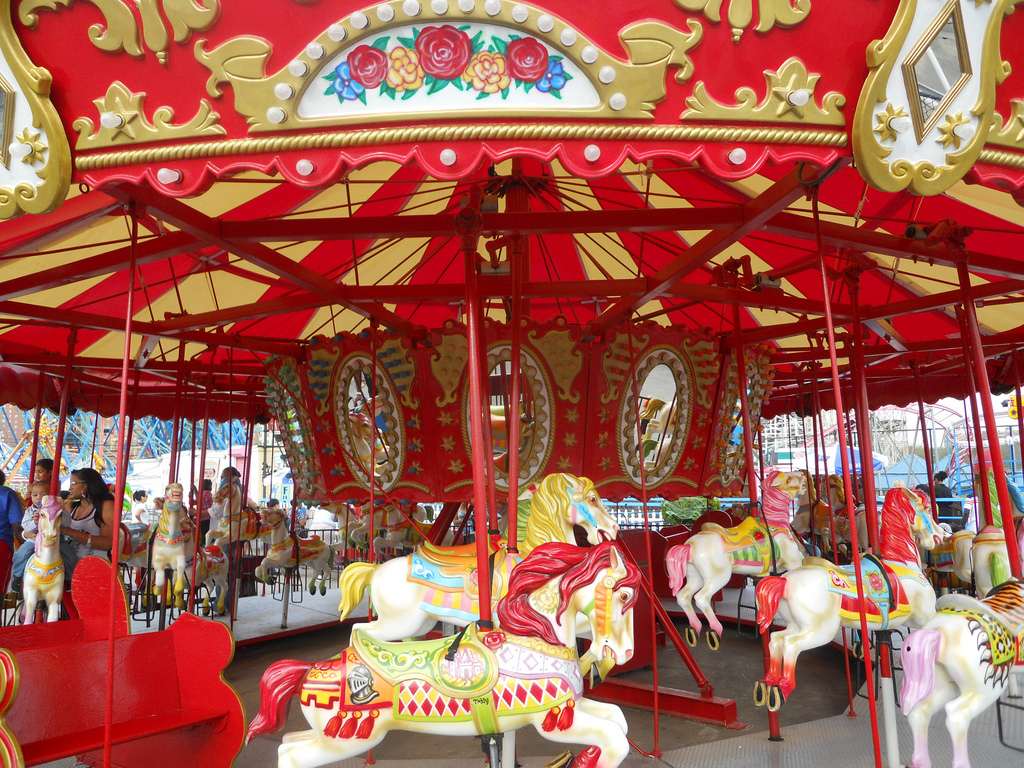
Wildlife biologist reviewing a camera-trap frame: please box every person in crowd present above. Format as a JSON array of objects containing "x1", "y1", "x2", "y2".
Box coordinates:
[
  {"x1": 0, "y1": 470, "x2": 24, "y2": 590},
  {"x1": 8, "y1": 480, "x2": 47, "y2": 594},
  {"x1": 60, "y1": 467, "x2": 115, "y2": 583},
  {"x1": 151, "y1": 496, "x2": 164, "y2": 527},
  {"x1": 931, "y1": 470, "x2": 964, "y2": 530},
  {"x1": 130, "y1": 490, "x2": 149, "y2": 525}
]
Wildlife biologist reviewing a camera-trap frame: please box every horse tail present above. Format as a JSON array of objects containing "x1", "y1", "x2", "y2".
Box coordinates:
[
  {"x1": 666, "y1": 544, "x2": 691, "y2": 595},
  {"x1": 337, "y1": 562, "x2": 377, "y2": 620},
  {"x1": 899, "y1": 628, "x2": 942, "y2": 713},
  {"x1": 755, "y1": 576, "x2": 786, "y2": 634},
  {"x1": 246, "y1": 659, "x2": 312, "y2": 743}
]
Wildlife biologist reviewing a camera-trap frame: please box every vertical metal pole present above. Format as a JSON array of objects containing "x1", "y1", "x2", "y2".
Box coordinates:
[
  {"x1": 104, "y1": 206, "x2": 138, "y2": 768},
  {"x1": 464, "y1": 207, "x2": 495, "y2": 626},
  {"x1": 506, "y1": 223, "x2": 524, "y2": 552},
  {"x1": 369, "y1": 323, "x2": 378, "y2": 561},
  {"x1": 168, "y1": 342, "x2": 186, "y2": 483},
  {"x1": 956, "y1": 261, "x2": 1023, "y2": 578},
  {"x1": 813, "y1": 189, "x2": 883, "y2": 768},
  {"x1": 187, "y1": 369, "x2": 214, "y2": 614},
  {"x1": 912, "y1": 363, "x2": 939, "y2": 521},
  {"x1": 50, "y1": 329, "x2": 78, "y2": 496}
]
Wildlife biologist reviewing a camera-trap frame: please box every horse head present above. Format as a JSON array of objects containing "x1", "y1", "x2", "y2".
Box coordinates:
[
  {"x1": 905, "y1": 486, "x2": 946, "y2": 551},
  {"x1": 584, "y1": 544, "x2": 638, "y2": 667},
  {"x1": 36, "y1": 495, "x2": 62, "y2": 552},
  {"x1": 767, "y1": 469, "x2": 807, "y2": 500},
  {"x1": 524, "y1": 473, "x2": 617, "y2": 552},
  {"x1": 261, "y1": 506, "x2": 287, "y2": 529},
  {"x1": 164, "y1": 482, "x2": 183, "y2": 514}
]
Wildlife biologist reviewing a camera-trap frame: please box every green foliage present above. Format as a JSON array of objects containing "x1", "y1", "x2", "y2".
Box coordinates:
[{"x1": 661, "y1": 496, "x2": 720, "y2": 526}]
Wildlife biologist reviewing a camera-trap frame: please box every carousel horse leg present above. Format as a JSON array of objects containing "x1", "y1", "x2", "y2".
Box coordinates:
[
  {"x1": 675, "y1": 574, "x2": 705, "y2": 643},
  {"x1": 906, "y1": 665, "x2": 957, "y2": 768},
  {"x1": 530, "y1": 707, "x2": 629, "y2": 768},
  {"x1": 576, "y1": 699, "x2": 629, "y2": 735},
  {"x1": 945, "y1": 686, "x2": 1002, "y2": 768},
  {"x1": 692, "y1": 575, "x2": 726, "y2": 639},
  {"x1": 278, "y1": 716, "x2": 389, "y2": 768}
]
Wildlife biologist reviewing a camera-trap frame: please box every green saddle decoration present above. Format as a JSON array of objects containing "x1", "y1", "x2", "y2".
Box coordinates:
[{"x1": 350, "y1": 625, "x2": 499, "y2": 699}]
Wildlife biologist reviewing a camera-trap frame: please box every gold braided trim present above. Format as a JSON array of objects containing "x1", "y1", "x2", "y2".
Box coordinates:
[
  {"x1": 978, "y1": 147, "x2": 1024, "y2": 169},
  {"x1": 75, "y1": 123, "x2": 849, "y2": 171}
]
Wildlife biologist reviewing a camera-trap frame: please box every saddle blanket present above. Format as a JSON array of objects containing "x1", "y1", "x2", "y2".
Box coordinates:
[
  {"x1": 409, "y1": 548, "x2": 520, "y2": 623},
  {"x1": 702, "y1": 517, "x2": 780, "y2": 574},
  {"x1": 806, "y1": 556, "x2": 923, "y2": 629}
]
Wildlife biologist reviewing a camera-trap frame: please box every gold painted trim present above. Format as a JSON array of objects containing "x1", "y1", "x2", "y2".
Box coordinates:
[
  {"x1": 75, "y1": 121, "x2": 847, "y2": 171},
  {"x1": 978, "y1": 146, "x2": 1024, "y2": 169},
  {"x1": 682, "y1": 57, "x2": 845, "y2": 126},
  {"x1": 0, "y1": 0, "x2": 71, "y2": 218},
  {"x1": 672, "y1": 0, "x2": 812, "y2": 43},
  {"x1": 900, "y1": 0, "x2": 971, "y2": 145}
]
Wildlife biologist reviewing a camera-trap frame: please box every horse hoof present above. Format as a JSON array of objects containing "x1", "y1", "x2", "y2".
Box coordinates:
[
  {"x1": 753, "y1": 680, "x2": 767, "y2": 707},
  {"x1": 767, "y1": 685, "x2": 784, "y2": 712},
  {"x1": 684, "y1": 627, "x2": 698, "y2": 647},
  {"x1": 706, "y1": 630, "x2": 720, "y2": 651}
]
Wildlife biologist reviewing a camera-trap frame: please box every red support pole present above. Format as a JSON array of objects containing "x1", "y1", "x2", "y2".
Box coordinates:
[
  {"x1": 912, "y1": 362, "x2": 940, "y2": 522},
  {"x1": 27, "y1": 374, "x2": 44, "y2": 487},
  {"x1": 168, "y1": 341, "x2": 186, "y2": 483},
  {"x1": 457, "y1": 191, "x2": 493, "y2": 627},
  {"x1": 50, "y1": 328, "x2": 78, "y2": 496},
  {"x1": 369, "y1": 322, "x2": 378, "y2": 560},
  {"x1": 848, "y1": 278, "x2": 880, "y2": 551},
  {"x1": 813, "y1": 189, "x2": 883, "y2": 768},
  {"x1": 506, "y1": 163, "x2": 527, "y2": 551},
  {"x1": 188, "y1": 367, "x2": 214, "y2": 615},
  {"x1": 625, "y1": 317, "x2": 660, "y2": 757},
  {"x1": 956, "y1": 259, "x2": 1024, "y2": 578},
  {"x1": 956, "y1": 307, "x2": 994, "y2": 527},
  {"x1": 104, "y1": 206, "x2": 138, "y2": 768}
]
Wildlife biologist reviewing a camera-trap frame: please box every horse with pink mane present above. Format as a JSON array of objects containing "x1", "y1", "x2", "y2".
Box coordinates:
[
  {"x1": 22, "y1": 495, "x2": 65, "y2": 624},
  {"x1": 665, "y1": 468, "x2": 807, "y2": 648},
  {"x1": 247, "y1": 541, "x2": 641, "y2": 768},
  {"x1": 753, "y1": 484, "x2": 946, "y2": 710}
]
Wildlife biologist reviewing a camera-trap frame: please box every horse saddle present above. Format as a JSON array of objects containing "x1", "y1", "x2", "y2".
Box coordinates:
[
  {"x1": 418, "y1": 538, "x2": 501, "y2": 568},
  {"x1": 350, "y1": 625, "x2": 499, "y2": 699},
  {"x1": 975, "y1": 525, "x2": 1008, "y2": 544},
  {"x1": 119, "y1": 522, "x2": 151, "y2": 557},
  {"x1": 939, "y1": 580, "x2": 1024, "y2": 636},
  {"x1": 806, "y1": 555, "x2": 910, "y2": 627},
  {"x1": 702, "y1": 517, "x2": 774, "y2": 550}
]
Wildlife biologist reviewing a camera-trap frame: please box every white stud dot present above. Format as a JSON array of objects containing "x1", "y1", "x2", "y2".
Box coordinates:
[
  {"x1": 274, "y1": 83, "x2": 294, "y2": 100},
  {"x1": 537, "y1": 14, "x2": 553, "y2": 32},
  {"x1": 609, "y1": 93, "x2": 626, "y2": 111},
  {"x1": 377, "y1": 5, "x2": 395, "y2": 21},
  {"x1": 787, "y1": 89, "x2": 810, "y2": 107},
  {"x1": 440, "y1": 148, "x2": 457, "y2": 166},
  {"x1": 288, "y1": 60, "x2": 308, "y2": 77},
  {"x1": 511, "y1": 4, "x2": 528, "y2": 22},
  {"x1": 351, "y1": 11, "x2": 369, "y2": 28},
  {"x1": 458, "y1": 0, "x2": 474, "y2": 11},
  {"x1": 889, "y1": 115, "x2": 912, "y2": 135},
  {"x1": 99, "y1": 112, "x2": 123, "y2": 129},
  {"x1": 8, "y1": 142, "x2": 30, "y2": 160},
  {"x1": 484, "y1": 0, "x2": 501, "y2": 15},
  {"x1": 156, "y1": 168, "x2": 181, "y2": 184},
  {"x1": 328, "y1": 24, "x2": 347, "y2": 42},
  {"x1": 728, "y1": 147, "x2": 747, "y2": 165},
  {"x1": 559, "y1": 28, "x2": 577, "y2": 46},
  {"x1": 431, "y1": 0, "x2": 449, "y2": 11},
  {"x1": 584, "y1": 144, "x2": 601, "y2": 162},
  {"x1": 296, "y1": 159, "x2": 315, "y2": 176},
  {"x1": 955, "y1": 122, "x2": 976, "y2": 141},
  {"x1": 599, "y1": 66, "x2": 615, "y2": 84},
  {"x1": 581, "y1": 45, "x2": 598, "y2": 64},
  {"x1": 306, "y1": 42, "x2": 325, "y2": 59},
  {"x1": 267, "y1": 106, "x2": 287, "y2": 124},
  {"x1": 403, "y1": 0, "x2": 421, "y2": 15}
]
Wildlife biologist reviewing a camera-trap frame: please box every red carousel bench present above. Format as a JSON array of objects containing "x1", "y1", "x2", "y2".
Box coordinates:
[{"x1": 0, "y1": 557, "x2": 244, "y2": 768}]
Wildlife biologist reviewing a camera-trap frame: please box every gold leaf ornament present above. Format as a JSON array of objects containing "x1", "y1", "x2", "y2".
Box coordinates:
[{"x1": 674, "y1": 0, "x2": 811, "y2": 43}]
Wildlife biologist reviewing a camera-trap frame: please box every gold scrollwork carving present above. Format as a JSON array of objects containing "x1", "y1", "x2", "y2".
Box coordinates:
[
  {"x1": 683, "y1": 57, "x2": 845, "y2": 125},
  {"x1": 527, "y1": 327, "x2": 582, "y2": 403},
  {"x1": 0, "y1": 0, "x2": 71, "y2": 219},
  {"x1": 20, "y1": 0, "x2": 220, "y2": 65},
  {"x1": 674, "y1": 0, "x2": 811, "y2": 43},
  {"x1": 195, "y1": 1, "x2": 701, "y2": 131},
  {"x1": 600, "y1": 331, "x2": 649, "y2": 405},
  {"x1": 73, "y1": 81, "x2": 224, "y2": 149},
  {"x1": 378, "y1": 337, "x2": 419, "y2": 410},
  {"x1": 990, "y1": 99, "x2": 1024, "y2": 149},
  {"x1": 431, "y1": 332, "x2": 468, "y2": 408}
]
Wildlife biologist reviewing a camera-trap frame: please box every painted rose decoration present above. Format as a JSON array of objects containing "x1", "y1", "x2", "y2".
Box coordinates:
[{"x1": 324, "y1": 25, "x2": 573, "y2": 104}]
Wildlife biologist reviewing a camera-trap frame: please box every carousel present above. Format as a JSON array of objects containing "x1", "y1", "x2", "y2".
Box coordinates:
[{"x1": 0, "y1": 0, "x2": 1023, "y2": 767}]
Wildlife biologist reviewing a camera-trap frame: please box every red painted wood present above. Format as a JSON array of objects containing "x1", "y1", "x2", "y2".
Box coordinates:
[{"x1": 586, "y1": 678, "x2": 745, "y2": 730}]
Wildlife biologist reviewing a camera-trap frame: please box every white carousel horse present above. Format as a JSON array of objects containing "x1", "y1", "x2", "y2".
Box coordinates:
[
  {"x1": 205, "y1": 474, "x2": 263, "y2": 549},
  {"x1": 22, "y1": 495, "x2": 64, "y2": 624},
  {"x1": 372, "y1": 504, "x2": 431, "y2": 556},
  {"x1": 337, "y1": 472, "x2": 619, "y2": 642},
  {"x1": 665, "y1": 468, "x2": 807, "y2": 646},
  {"x1": 792, "y1": 473, "x2": 867, "y2": 558},
  {"x1": 255, "y1": 507, "x2": 335, "y2": 595},
  {"x1": 754, "y1": 484, "x2": 946, "y2": 709},
  {"x1": 901, "y1": 580, "x2": 1024, "y2": 768},
  {"x1": 248, "y1": 541, "x2": 640, "y2": 768},
  {"x1": 638, "y1": 397, "x2": 676, "y2": 471}
]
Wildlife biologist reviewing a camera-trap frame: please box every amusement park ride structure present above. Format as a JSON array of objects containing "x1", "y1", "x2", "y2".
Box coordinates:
[{"x1": 0, "y1": 1, "x2": 1023, "y2": 767}]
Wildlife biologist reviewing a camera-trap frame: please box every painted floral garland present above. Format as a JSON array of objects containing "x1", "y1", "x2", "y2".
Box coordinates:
[{"x1": 325, "y1": 24, "x2": 572, "y2": 104}]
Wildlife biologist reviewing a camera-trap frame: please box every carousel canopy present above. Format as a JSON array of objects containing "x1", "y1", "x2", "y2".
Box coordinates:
[{"x1": 0, "y1": 1, "x2": 1022, "y2": 490}]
